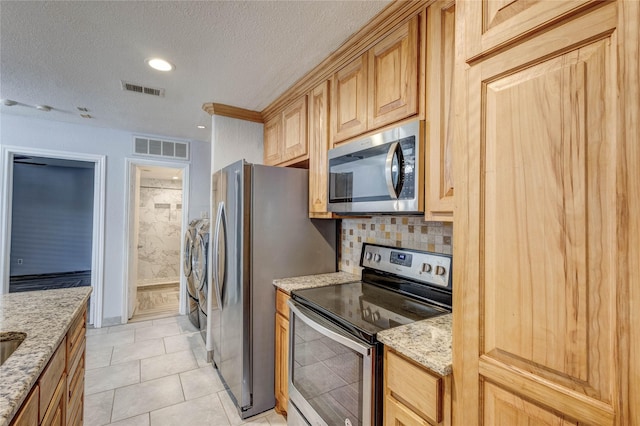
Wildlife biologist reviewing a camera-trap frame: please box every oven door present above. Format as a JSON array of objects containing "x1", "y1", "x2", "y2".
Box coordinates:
[{"x1": 288, "y1": 300, "x2": 376, "y2": 426}]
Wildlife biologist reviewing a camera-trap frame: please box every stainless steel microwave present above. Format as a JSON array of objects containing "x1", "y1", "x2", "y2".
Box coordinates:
[{"x1": 328, "y1": 120, "x2": 424, "y2": 214}]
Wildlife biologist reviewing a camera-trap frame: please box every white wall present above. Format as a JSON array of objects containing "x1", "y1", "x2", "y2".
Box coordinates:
[
  {"x1": 211, "y1": 115, "x2": 263, "y2": 173},
  {"x1": 0, "y1": 114, "x2": 211, "y2": 323}
]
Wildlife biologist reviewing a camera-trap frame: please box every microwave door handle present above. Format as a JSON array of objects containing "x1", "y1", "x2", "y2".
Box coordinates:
[{"x1": 385, "y1": 142, "x2": 404, "y2": 199}]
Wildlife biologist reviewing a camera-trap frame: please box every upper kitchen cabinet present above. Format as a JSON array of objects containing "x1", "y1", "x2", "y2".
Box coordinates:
[
  {"x1": 368, "y1": 15, "x2": 419, "y2": 130},
  {"x1": 263, "y1": 95, "x2": 309, "y2": 166},
  {"x1": 263, "y1": 115, "x2": 282, "y2": 166},
  {"x1": 454, "y1": 1, "x2": 640, "y2": 425},
  {"x1": 424, "y1": 0, "x2": 455, "y2": 222},
  {"x1": 463, "y1": 0, "x2": 598, "y2": 61},
  {"x1": 332, "y1": 16, "x2": 420, "y2": 144},
  {"x1": 308, "y1": 81, "x2": 333, "y2": 219},
  {"x1": 332, "y1": 53, "x2": 368, "y2": 143}
]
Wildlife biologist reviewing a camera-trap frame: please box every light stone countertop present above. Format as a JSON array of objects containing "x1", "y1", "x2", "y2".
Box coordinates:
[
  {"x1": 377, "y1": 313, "x2": 452, "y2": 376},
  {"x1": 273, "y1": 271, "x2": 360, "y2": 294},
  {"x1": 0, "y1": 287, "x2": 92, "y2": 426}
]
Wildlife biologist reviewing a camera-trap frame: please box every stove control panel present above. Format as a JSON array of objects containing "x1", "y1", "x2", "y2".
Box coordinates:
[{"x1": 360, "y1": 243, "x2": 452, "y2": 289}]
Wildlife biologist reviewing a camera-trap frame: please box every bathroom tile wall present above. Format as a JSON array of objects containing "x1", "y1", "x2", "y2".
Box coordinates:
[
  {"x1": 339, "y1": 216, "x2": 453, "y2": 275},
  {"x1": 137, "y1": 178, "x2": 183, "y2": 284}
]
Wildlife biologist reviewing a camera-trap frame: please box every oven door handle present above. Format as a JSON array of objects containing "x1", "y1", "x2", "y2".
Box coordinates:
[{"x1": 288, "y1": 300, "x2": 372, "y2": 356}]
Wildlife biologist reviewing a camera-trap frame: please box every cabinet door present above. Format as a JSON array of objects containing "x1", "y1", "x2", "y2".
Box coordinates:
[
  {"x1": 454, "y1": 3, "x2": 620, "y2": 425},
  {"x1": 368, "y1": 16, "x2": 419, "y2": 129},
  {"x1": 10, "y1": 386, "x2": 38, "y2": 426},
  {"x1": 332, "y1": 53, "x2": 368, "y2": 143},
  {"x1": 41, "y1": 373, "x2": 66, "y2": 426},
  {"x1": 483, "y1": 383, "x2": 576, "y2": 426},
  {"x1": 282, "y1": 95, "x2": 308, "y2": 162},
  {"x1": 425, "y1": 1, "x2": 455, "y2": 221},
  {"x1": 385, "y1": 395, "x2": 431, "y2": 426},
  {"x1": 263, "y1": 115, "x2": 282, "y2": 166},
  {"x1": 274, "y1": 312, "x2": 289, "y2": 416},
  {"x1": 463, "y1": 0, "x2": 598, "y2": 60},
  {"x1": 308, "y1": 81, "x2": 332, "y2": 218}
]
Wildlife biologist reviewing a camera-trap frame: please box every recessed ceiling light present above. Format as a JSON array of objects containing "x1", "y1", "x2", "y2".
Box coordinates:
[
  {"x1": 146, "y1": 58, "x2": 174, "y2": 72},
  {"x1": 172, "y1": 176, "x2": 179, "y2": 180},
  {"x1": 197, "y1": 125, "x2": 206, "y2": 129}
]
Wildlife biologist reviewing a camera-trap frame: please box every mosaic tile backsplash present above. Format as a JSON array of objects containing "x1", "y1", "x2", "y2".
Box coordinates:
[{"x1": 339, "y1": 216, "x2": 453, "y2": 275}]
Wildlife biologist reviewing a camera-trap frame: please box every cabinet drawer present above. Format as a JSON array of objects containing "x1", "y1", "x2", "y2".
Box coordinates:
[
  {"x1": 66, "y1": 308, "x2": 86, "y2": 368},
  {"x1": 385, "y1": 394, "x2": 431, "y2": 426},
  {"x1": 385, "y1": 349, "x2": 442, "y2": 423},
  {"x1": 275, "y1": 290, "x2": 290, "y2": 319},
  {"x1": 39, "y1": 338, "x2": 66, "y2": 422}
]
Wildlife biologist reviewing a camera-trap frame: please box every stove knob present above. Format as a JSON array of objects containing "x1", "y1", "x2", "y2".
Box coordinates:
[
  {"x1": 365, "y1": 252, "x2": 373, "y2": 261},
  {"x1": 373, "y1": 254, "x2": 382, "y2": 263},
  {"x1": 435, "y1": 265, "x2": 446, "y2": 276},
  {"x1": 363, "y1": 307, "x2": 372, "y2": 318},
  {"x1": 372, "y1": 311, "x2": 380, "y2": 322},
  {"x1": 422, "y1": 263, "x2": 433, "y2": 273}
]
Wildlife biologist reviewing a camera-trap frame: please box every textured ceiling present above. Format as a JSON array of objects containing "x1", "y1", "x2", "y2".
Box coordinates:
[{"x1": 0, "y1": 1, "x2": 390, "y2": 143}]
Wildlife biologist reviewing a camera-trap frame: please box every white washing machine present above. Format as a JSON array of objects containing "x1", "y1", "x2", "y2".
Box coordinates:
[
  {"x1": 191, "y1": 219, "x2": 210, "y2": 342},
  {"x1": 183, "y1": 219, "x2": 202, "y2": 328}
]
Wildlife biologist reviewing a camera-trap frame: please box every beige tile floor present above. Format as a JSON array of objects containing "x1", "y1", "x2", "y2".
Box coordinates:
[{"x1": 85, "y1": 315, "x2": 287, "y2": 426}]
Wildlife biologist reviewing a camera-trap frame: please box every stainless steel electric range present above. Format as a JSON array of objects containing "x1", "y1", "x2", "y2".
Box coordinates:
[{"x1": 287, "y1": 243, "x2": 453, "y2": 426}]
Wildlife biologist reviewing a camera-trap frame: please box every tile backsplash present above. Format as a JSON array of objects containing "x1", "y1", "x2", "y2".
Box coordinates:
[{"x1": 339, "y1": 216, "x2": 453, "y2": 275}]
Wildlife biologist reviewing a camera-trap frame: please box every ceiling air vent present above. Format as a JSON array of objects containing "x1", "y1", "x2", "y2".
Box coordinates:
[
  {"x1": 133, "y1": 137, "x2": 189, "y2": 160},
  {"x1": 121, "y1": 81, "x2": 165, "y2": 97}
]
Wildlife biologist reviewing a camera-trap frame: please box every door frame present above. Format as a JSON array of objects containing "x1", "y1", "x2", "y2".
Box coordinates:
[
  {"x1": 121, "y1": 157, "x2": 190, "y2": 324},
  {"x1": 0, "y1": 145, "x2": 106, "y2": 327}
]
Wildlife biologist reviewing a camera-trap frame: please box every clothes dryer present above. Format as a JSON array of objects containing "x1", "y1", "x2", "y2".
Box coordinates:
[
  {"x1": 192, "y1": 219, "x2": 210, "y2": 342},
  {"x1": 183, "y1": 219, "x2": 202, "y2": 328}
]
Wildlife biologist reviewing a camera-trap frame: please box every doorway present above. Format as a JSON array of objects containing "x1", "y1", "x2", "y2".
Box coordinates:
[
  {"x1": 0, "y1": 146, "x2": 106, "y2": 327},
  {"x1": 123, "y1": 159, "x2": 189, "y2": 323}
]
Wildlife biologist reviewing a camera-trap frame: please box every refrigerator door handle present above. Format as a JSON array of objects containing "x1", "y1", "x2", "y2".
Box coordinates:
[{"x1": 213, "y1": 201, "x2": 225, "y2": 309}]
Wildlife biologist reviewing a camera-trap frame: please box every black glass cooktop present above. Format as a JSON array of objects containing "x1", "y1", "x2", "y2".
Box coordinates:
[{"x1": 291, "y1": 281, "x2": 449, "y2": 344}]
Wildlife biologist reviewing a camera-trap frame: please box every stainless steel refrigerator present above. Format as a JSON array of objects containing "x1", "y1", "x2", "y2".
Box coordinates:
[{"x1": 207, "y1": 159, "x2": 337, "y2": 419}]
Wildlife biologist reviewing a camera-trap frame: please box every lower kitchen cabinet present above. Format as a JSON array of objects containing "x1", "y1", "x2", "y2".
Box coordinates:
[
  {"x1": 11, "y1": 305, "x2": 87, "y2": 426},
  {"x1": 11, "y1": 387, "x2": 39, "y2": 426},
  {"x1": 274, "y1": 289, "x2": 290, "y2": 416},
  {"x1": 384, "y1": 347, "x2": 451, "y2": 426}
]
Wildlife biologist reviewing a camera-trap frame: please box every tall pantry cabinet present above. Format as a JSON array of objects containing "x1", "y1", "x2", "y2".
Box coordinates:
[{"x1": 452, "y1": 1, "x2": 640, "y2": 425}]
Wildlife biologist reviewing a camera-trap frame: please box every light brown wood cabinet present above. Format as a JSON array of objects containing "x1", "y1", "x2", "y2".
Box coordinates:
[
  {"x1": 384, "y1": 347, "x2": 450, "y2": 426},
  {"x1": 11, "y1": 306, "x2": 87, "y2": 426},
  {"x1": 424, "y1": 0, "x2": 455, "y2": 222},
  {"x1": 308, "y1": 80, "x2": 332, "y2": 219},
  {"x1": 332, "y1": 16, "x2": 419, "y2": 144},
  {"x1": 274, "y1": 289, "x2": 290, "y2": 416},
  {"x1": 263, "y1": 116, "x2": 282, "y2": 166},
  {"x1": 11, "y1": 387, "x2": 39, "y2": 426},
  {"x1": 263, "y1": 95, "x2": 308, "y2": 166},
  {"x1": 65, "y1": 307, "x2": 86, "y2": 426},
  {"x1": 453, "y1": 1, "x2": 639, "y2": 425}
]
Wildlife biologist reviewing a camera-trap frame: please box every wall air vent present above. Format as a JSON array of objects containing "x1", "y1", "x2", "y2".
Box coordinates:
[
  {"x1": 133, "y1": 137, "x2": 189, "y2": 160},
  {"x1": 121, "y1": 81, "x2": 165, "y2": 97}
]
